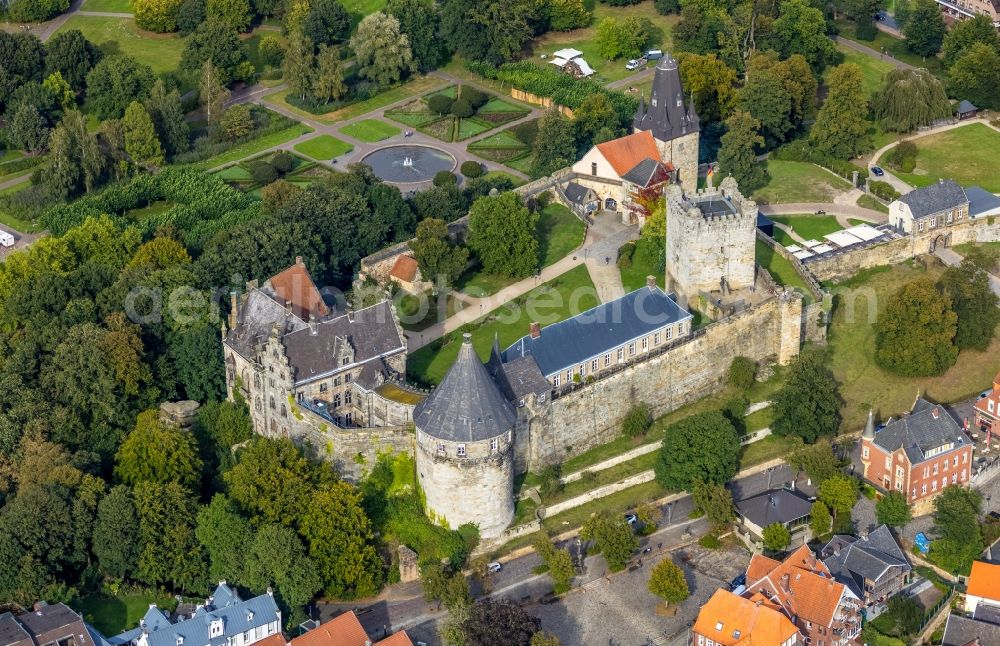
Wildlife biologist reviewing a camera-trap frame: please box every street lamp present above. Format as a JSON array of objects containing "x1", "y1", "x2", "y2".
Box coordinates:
[{"x1": 666, "y1": 501, "x2": 674, "y2": 526}]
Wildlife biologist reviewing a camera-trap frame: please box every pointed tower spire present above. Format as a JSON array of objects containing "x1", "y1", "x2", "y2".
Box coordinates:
[
  {"x1": 862, "y1": 408, "x2": 875, "y2": 440},
  {"x1": 686, "y1": 92, "x2": 700, "y2": 128}
]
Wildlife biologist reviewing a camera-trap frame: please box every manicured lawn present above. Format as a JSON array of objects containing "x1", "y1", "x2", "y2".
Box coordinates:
[
  {"x1": 827, "y1": 261, "x2": 1000, "y2": 431},
  {"x1": 857, "y1": 194, "x2": 889, "y2": 214},
  {"x1": 529, "y1": 3, "x2": 680, "y2": 83},
  {"x1": 55, "y1": 16, "x2": 185, "y2": 74},
  {"x1": 619, "y1": 236, "x2": 664, "y2": 292},
  {"x1": 755, "y1": 240, "x2": 813, "y2": 301},
  {"x1": 73, "y1": 591, "x2": 178, "y2": 636},
  {"x1": 266, "y1": 76, "x2": 447, "y2": 124},
  {"x1": 191, "y1": 123, "x2": 314, "y2": 169},
  {"x1": 753, "y1": 160, "x2": 853, "y2": 204},
  {"x1": 293, "y1": 134, "x2": 354, "y2": 160},
  {"x1": 215, "y1": 165, "x2": 254, "y2": 181},
  {"x1": 881, "y1": 123, "x2": 1000, "y2": 192},
  {"x1": 537, "y1": 203, "x2": 586, "y2": 267},
  {"x1": 339, "y1": 118, "x2": 401, "y2": 142},
  {"x1": 407, "y1": 265, "x2": 599, "y2": 386},
  {"x1": 829, "y1": 42, "x2": 895, "y2": 97},
  {"x1": 769, "y1": 215, "x2": 844, "y2": 245},
  {"x1": 82, "y1": 0, "x2": 132, "y2": 11},
  {"x1": 835, "y1": 19, "x2": 946, "y2": 78}
]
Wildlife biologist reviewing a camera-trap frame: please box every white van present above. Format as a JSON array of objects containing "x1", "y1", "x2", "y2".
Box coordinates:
[{"x1": 0, "y1": 230, "x2": 15, "y2": 247}]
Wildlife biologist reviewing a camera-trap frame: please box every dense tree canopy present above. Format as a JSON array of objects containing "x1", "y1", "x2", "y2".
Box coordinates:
[
  {"x1": 771, "y1": 349, "x2": 843, "y2": 442},
  {"x1": 810, "y1": 63, "x2": 870, "y2": 159},
  {"x1": 654, "y1": 410, "x2": 740, "y2": 491},
  {"x1": 875, "y1": 278, "x2": 958, "y2": 376},
  {"x1": 351, "y1": 12, "x2": 416, "y2": 87},
  {"x1": 441, "y1": 0, "x2": 536, "y2": 65},
  {"x1": 386, "y1": 0, "x2": 448, "y2": 71},
  {"x1": 648, "y1": 558, "x2": 689, "y2": 605},
  {"x1": 872, "y1": 67, "x2": 952, "y2": 132},
  {"x1": 717, "y1": 110, "x2": 767, "y2": 192},
  {"x1": 948, "y1": 43, "x2": 1000, "y2": 110},
  {"x1": 114, "y1": 410, "x2": 203, "y2": 489},
  {"x1": 44, "y1": 30, "x2": 102, "y2": 92},
  {"x1": 85, "y1": 56, "x2": 156, "y2": 120},
  {"x1": 467, "y1": 192, "x2": 539, "y2": 279},
  {"x1": 904, "y1": 0, "x2": 946, "y2": 57}
]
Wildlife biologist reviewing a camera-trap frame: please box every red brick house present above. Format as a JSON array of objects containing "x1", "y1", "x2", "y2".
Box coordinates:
[
  {"x1": 973, "y1": 371, "x2": 1000, "y2": 435},
  {"x1": 860, "y1": 398, "x2": 973, "y2": 515}
]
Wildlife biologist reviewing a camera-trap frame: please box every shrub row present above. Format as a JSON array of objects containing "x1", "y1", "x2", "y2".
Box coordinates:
[
  {"x1": 868, "y1": 180, "x2": 900, "y2": 202},
  {"x1": 770, "y1": 139, "x2": 869, "y2": 184},
  {"x1": 0, "y1": 156, "x2": 44, "y2": 178},
  {"x1": 173, "y1": 107, "x2": 299, "y2": 165},
  {"x1": 883, "y1": 141, "x2": 917, "y2": 173}
]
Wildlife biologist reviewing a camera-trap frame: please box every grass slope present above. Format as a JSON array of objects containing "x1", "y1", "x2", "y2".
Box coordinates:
[
  {"x1": 829, "y1": 42, "x2": 895, "y2": 97},
  {"x1": 884, "y1": 123, "x2": 1000, "y2": 192},
  {"x1": 769, "y1": 214, "x2": 845, "y2": 245},
  {"x1": 73, "y1": 591, "x2": 177, "y2": 636},
  {"x1": 55, "y1": 16, "x2": 185, "y2": 74},
  {"x1": 754, "y1": 160, "x2": 853, "y2": 204},
  {"x1": 755, "y1": 240, "x2": 813, "y2": 302},
  {"x1": 293, "y1": 134, "x2": 354, "y2": 160},
  {"x1": 537, "y1": 204, "x2": 586, "y2": 267}
]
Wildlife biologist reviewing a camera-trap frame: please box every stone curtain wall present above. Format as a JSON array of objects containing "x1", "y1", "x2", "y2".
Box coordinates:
[
  {"x1": 297, "y1": 406, "x2": 415, "y2": 480},
  {"x1": 523, "y1": 295, "x2": 802, "y2": 471}
]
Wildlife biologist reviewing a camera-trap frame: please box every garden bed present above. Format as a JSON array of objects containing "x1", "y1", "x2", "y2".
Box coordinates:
[{"x1": 385, "y1": 84, "x2": 529, "y2": 143}]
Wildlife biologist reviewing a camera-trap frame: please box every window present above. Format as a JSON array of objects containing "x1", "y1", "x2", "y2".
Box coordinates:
[
  {"x1": 345, "y1": 390, "x2": 352, "y2": 404},
  {"x1": 320, "y1": 383, "x2": 327, "y2": 392},
  {"x1": 654, "y1": 332, "x2": 661, "y2": 345},
  {"x1": 885, "y1": 456, "x2": 892, "y2": 469},
  {"x1": 932, "y1": 480, "x2": 937, "y2": 492},
  {"x1": 334, "y1": 393, "x2": 341, "y2": 407},
  {"x1": 961, "y1": 469, "x2": 967, "y2": 481},
  {"x1": 345, "y1": 412, "x2": 352, "y2": 425},
  {"x1": 943, "y1": 459, "x2": 949, "y2": 471},
  {"x1": 345, "y1": 373, "x2": 352, "y2": 383},
  {"x1": 255, "y1": 397, "x2": 261, "y2": 412},
  {"x1": 946, "y1": 211, "x2": 953, "y2": 224},
  {"x1": 554, "y1": 375, "x2": 560, "y2": 387},
  {"x1": 933, "y1": 463, "x2": 938, "y2": 475},
  {"x1": 457, "y1": 444, "x2": 466, "y2": 457},
  {"x1": 930, "y1": 216, "x2": 937, "y2": 227},
  {"x1": 666, "y1": 327, "x2": 673, "y2": 340},
  {"x1": 862, "y1": 446, "x2": 869, "y2": 459},
  {"x1": 896, "y1": 466, "x2": 904, "y2": 479},
  {"x1": 280, "y1": 404, "x2": 287, "y2": 418},
  {"x1": 210, "y1": 620, "x2": 223, "y2": 639},
  {"x1": 591, "y1": 359, "x2": 598, "y2": 372},
  {"x1": 580, "y1": 364, "x2": 586, "y2": 376},
  {"x1": 924, "y1": 467, "x2": 929, "y2": 478},
  {"x1": 912, "y1": 487, "x2": 917, "y2": 499},
  {"x1": 591, "y1": 162, "x2": 598, "y2": 176},
  {"x1": 918, "y1": 221, "x2": 925, "y2": 232},
  {"x1": 952, "y1": 473, "x2": 957, "y2": 484},
  {"x1": 617, "y1": 348, "x2": 624, "y2": 363},
  {"x1": 896, "y1": 480, "x2": 903, "y2": 491},
  {"x1": 491, "y1": 438, "x2": 499, "y2": 452},
  {"x1": 566, "y1": 370, "x2": 572, "y2": 382},
  {"x1": 963, "y1": 452, "x2": 968, "y2": 463},
  {"x1": 334, "y1": 377, "x2": 341, "y2": 387},
  {"x1": 518, "y1": 398, "x2": 525, "y2": 407},
  {"x1": 990, "y1": 400, "x2": 995, "y2": 413},
  {"x1": 247, "y1": 612, "x2": 254, "y2": 622},
  {"x1": 269, "y1": 396, "x2": 275, "y2": 410},
  {"x1": 269, "y1": 378, "x2": 274, "y2": 388},
  {"x1": 628, "y1": 343, "x2": 636, "y2": 356},
  {"x1": 921, "y1": 484, "x2": 927, "y2": 495},
  {"x1": 177, "y1": 638, "x2": 184, "y2": 646},
  {"x1": 641, "y1": 338, "x2": 648, "y2": 351},
  {"x1": 437, "y1": 443, "x2": 445, "y2": 455},
  {"x1": 604, "y1": 354, "x2": 611, "y2": 366},
  {"x1": 538, "y1": 393, "x2": 546, "y2": 403}
]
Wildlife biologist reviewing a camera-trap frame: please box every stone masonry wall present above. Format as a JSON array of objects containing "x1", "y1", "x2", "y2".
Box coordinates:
[
  {"x1": 520, "y1": 295, "x2": 802, "y2": 471},
  {"x1": 296, "y1": 406, "x2": 415, "y2": 480}
]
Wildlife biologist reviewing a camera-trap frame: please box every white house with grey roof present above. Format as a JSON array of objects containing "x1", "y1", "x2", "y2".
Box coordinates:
[
  {"x1": 734, "y1": 488, "x2": 814, "y2": 551},
  {"x1": 821, "y1": 524, "x2": 911, "y2": 608},
  {"x1": 888, "y1": 179, "x2": 969, "y2": 235},
  {"x1": 108, "y1": 583, "x2": 280, "y2": 646}
]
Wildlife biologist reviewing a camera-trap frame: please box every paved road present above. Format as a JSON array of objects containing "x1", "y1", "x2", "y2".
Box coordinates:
[
  {"x1": 834, "y1": 35, "x2": 914, "y2": 71},
  {"x1": 758, "y1": 202, "x2": 888, "y2": 223}
]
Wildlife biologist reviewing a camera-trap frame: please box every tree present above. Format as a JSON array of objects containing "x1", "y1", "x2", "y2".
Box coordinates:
[
  {"x1": 45, "y1": 110, "x2": 105, "y2": 200},
  {"x1": 547, "y1": 548, "x2": 575, "y2": 594},
  {"x1": 810, "y1": 500, "x2": 832, "y2": 536},
  {"x1": 942, "y1": 14, "x2": 1000, "y2": 67},
  {"x1": 243, "y1": 523, "x2": 322, "y2": 611},
  {"x1": 904, "y1": 0, "x2": 946, "y2": 57},
  {"x1": 387, "y1": 0, "x2": 447, "y2": 70},
  {"x1": 144, "y1": 80, "x2": 189, "y2": 157},
  {"x1": 134, "y1": 481, "x2": 206, "y2": 591},
  {"x1": 768, "y1": 0, "x2": 837, "y2": 72},
  {"x1": 462, "y1": 599, "x2": 539, "y2": 646},
  {"x1": 351, "y1": 12, "x2": 415, "y2": 87},
  {"x1": 574, "y1": 93, "x2": 623, "y2": 146},
  {"x1": 85, "y1": 55, "x2": 156, "y2": 120},
  {"x1": 43, "y1": 71, "x2": 75, "y2": 109},
  {"x1": 114, "y1": 409, "x2": 203, "y2": 490},
  {"x1": 259, "y1": 35, "x2": 284, "y2": 67},
  {"x1": 199, "y1": 61, "x2": 230, "y2": 126},
  {"x1": 678, "y1": 52, "x2": 737, "y2": 123},
  {"x1": 931, "y1": 485, "x2": 983, "y2": 574},
  {"x1": 180, "y1": 21, "x2": 249, "y2": 80},
  {"x1": 133, "y1": 0, "x2": 185, "y2": 32},
  {"x1": 421, "y1": 562, "x2": 471, "y2": 611},
  {"x1": 596, "y1": 16, "x2": 649, "y2": 60},
  {"x1": 7, "y1": 0, "x2": 69, "y2": 21},
  {"x1": 580, "y1": 512, "x2": 638, "y2": 572},
  {"x1": 648, "y1": 558, "x2": 689, "y2": 605},
  {"x1": 91, "y1": 485, "x2": 140, "y2": 579},
  {"x1": 789, "y1": 441, "x2": 839, "y2": 484},
  {"x1": 654, "y1": 411, "x2": 740, "y2": 491},
  {"x1": 872, "y1": 68, "x2": 952, "y2": 132},
  {"x1": 283, "y1": 31, "x2": 316, "y2": 101},
  {"x1": 531, "y1": 108, "x2": 577, "y2": 177},
  {"x1": 762, "y1": 522, "x2": 791, "y2": 552},
  {"x1": 176, "y1": 0, "x2": 207, "y2": 33},
  {"x1": 206, "y1": 0, "x2": 252, "y2": 31},
  {"x1": 771, "y1": 349, "x2": 843, "y2": 443},
  {"x1": 939, "y1": 251, "x2": 1000, "y2": 350},
  {"x1": 410, "y1": 218, "x2": 469, "y2": 289},
  {"x1": 7, "y1": 104, "x2": 49, "y2": 153},
  {"x1": 692, "y1": 481, "x2": 734, "y2": 528},
  {"x1": 621, "y1": 402, "x2": 652, "y2": 438},
  {"x1": 45, "y1": 29, "x2": 102, "y2": 92},
  {"x1": 218, "y1": 104, "x2": 254, "y2": 140},
  {"x1": 123, "y1": 101, "x2": 165, "y2": 169},
  {"x1": 875, "y1": 491, "x2": 912, "y2": 528},
  {"x1": 467, "y1": 192, "x2": 539, "y2": 278},
  {"x1": 875, "y1": 278, "x2": 958, "y2": 376},
  {"x1": 818, "y1": 474, "x2": 859, "y2": 519},
  {"x1": 811, "y1": 63, "x2": 870, "y2": 159},
  {"x1": 727, "y1": 356, "x2": 756, "y2": 391},
  {"x1": 313, "y1": 44, "x2": 347, "y2": 104},
  {"x1": 549, "y1": 0, "x2": 591, "y2": 31},
  {"x1": 441, "y1": 0, "x2": 535, "y2": 65},
  {"x1": 948, "y1": 43, "x2": 1000, "y2": 111},
  {"x1": 196, "y1": 494, "x2": 252, "y2": 583},
  {"x1": 302, "y1": 0, "x2": 351, "y2": 46},
  {"x1": 717, "y1": 111, "x2": 767, "y2": 192}
]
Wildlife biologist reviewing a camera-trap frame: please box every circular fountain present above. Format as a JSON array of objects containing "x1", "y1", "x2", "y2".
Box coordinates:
[{"x1": 361, "y1": 145, "x2": 457, "y2": 184}]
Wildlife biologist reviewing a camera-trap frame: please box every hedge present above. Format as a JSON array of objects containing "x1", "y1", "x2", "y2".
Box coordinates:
[
  {"x1": 770, "y1": 139, "x2": 869, "y2": 185},
  {"x1": 869, "y1": 180, "x2": 900, "y2": 202},
  {"x1": 0, "y1": 156, "x2": 45, "y2": 178},
  {"x1": 468, "y1": 61, "x2": 637, "y2": 127}
]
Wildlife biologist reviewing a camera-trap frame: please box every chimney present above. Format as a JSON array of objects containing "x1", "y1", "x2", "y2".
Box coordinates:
[
  {"x1": 646, "y1": 275, "x2": 656, "y2": 289},
  {"x1": 932, "y1": 407, "x2": 940, "y2": 419},
  {"x1": 530, "y1": 322, "x2": 541, "y2": 339},
  {"x1": 295, "y1": 256, "x2": 304, "y2": 266},
  {"x1": 228, "y1": 291, "x2": 238, "y2": 330},
  {"x1": 266, "y1": 586, "x2": 273, "y2": 596},
  {"x1": 781, "y1": 573, "x2": 790, "y2": 592},
  {"x1": 284, "y1": 300, "x2": 293, "y2": 318},
  {"x1": 246, "y1": 279, "x2": 258, "y2": 291},
  {"x1": 309, "y1": 313, "x2": 318, "y2": 336},
  {"x1": 833, "y1": 543, "x2": 841, "y2": 557}
]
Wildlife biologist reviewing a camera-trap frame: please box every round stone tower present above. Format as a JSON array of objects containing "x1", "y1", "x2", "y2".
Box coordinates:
[{"x1": 413, "y1": 333, "x2": 517, "y2": 539}]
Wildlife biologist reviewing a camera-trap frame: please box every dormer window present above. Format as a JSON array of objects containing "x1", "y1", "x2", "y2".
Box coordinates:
[
  {"x1": 176, "y1": 637, "x2": 183, "y2": 646},
  {"x1": 247, "y1": 611, "x2": 254, "y2": 622},
  {"x1": 210, "y1": 619, "x2": 224, "y2": 638},
  {"x1": 715, "y1": 622, "x2": 723, "y2": 631}
]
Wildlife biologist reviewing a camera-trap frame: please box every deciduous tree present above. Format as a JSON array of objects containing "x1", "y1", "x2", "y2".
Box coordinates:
[
  {"x1": 301, "y1": 0, "x2": 351, "y2": 46},
  {"x1": 948, "y1": 43, "x2": 1000, "y2": 110},
  {"x1": 532, "y1": 108, "x2": 578, "y2": 177},
  {"x1": 596, "y1": 16, "x2": 649, "y2": 60},
  {"x1": 876, "y1": 490, "x2": 912, "y2": 528},
  {"x1": 410, "y1": 218, "x2": 469, "y2": 289},
  {"x1": 818, "y1": 474, "x2": 859, "y2": 519},
  {"x1": 7, "y1": 104, "x2": 49, "y2": 153},
  {"x1": 548, "y1": 0, "x2": 591, "y2": 31},
  {"x1": 461, "y1": 599, "x2": 539, "y2": 646},
  {"x1": 654, "y1": 411, "x2": 740, "y2": 491},
  {"x1": 198, "y1": 61, "x2": 230, "y2": 126},
  {"x1": 45, "y1": 29, "x2": 102, "y2": 92},
  {"x1": 114, "y1": 409, "x2": 202, "y2": 489},
  {"x1": 678, "y1": 52, "x2": 737, "y2": 122},
  {"x1": 736, "y1": 69, "x2": 793, "y2": 148},
  {"x1": 648, "y1": 557, "x2": 689, "y2": 605},
  {"x1": 386, "y1": 0, "x2": 447, "y2": 71},
  {"x1": 467, "y1": 192, "x2": 539, "y2": 278},
  {"x1": 811, "y1": 63, "x2": 870, "y2": 159},
  {"x1": 931, "y1": 485, "x2": 983, "y2": 574},
  {"x1": 134, "y1": 481, "x2": 206, "y2": 592},
  {"x1": 196, "y1": 494, "x2": 252, "y2": 583},
  {"x1": 717, "y1": 111, "x2": 767, "y2": 192},
  {"x1": 692, "y1": 481, "x2": 734, "y2": 528},
  {"x1": 283, "y1": 31, "x2": 316, "y2": 101},
  {"x1": 789, "y1": 441, "x2": 840, "y2": 484},
  {"x1": 580, "y1": 512, "x2": 638, "y2": 572},
  {"x1": 133, "y1": 0, "x2": 185, "y2": 32},
  {"x1": 351, "y1": 12, "x2": 415, "y2": 87},
  {"x1": 85, "y1": 55, "x2": 156, "y2": 120},
  {"x1": 441, "y1": 0, "x2": 535, "y2": 65},
  {"x1": 206, "y1": 0, "x2": 252, "y2": 31},
  {"x1": 313, "y1": 44, "x2": 347, "y2": 104},
  {"x1": 762, "y1": 522, "x2": 791, "y2": 552},
  {"x1": 939, "y1": 249, "x2": 1000, "y2": 350},
  {"x1": 904, "y1": 0, "x2": 946, "y2": 57},
  {"x1": 220, "y1": 104, "x2": 254, "y2": 140},
  {"x1": 942, "y1": 14, "x2": 1000, "y2": 67},
  {"x1": 768, "y1": 0, "x2": 837, "y2": 72},
  {"x1": 875, "y1": 277, "x2": 958, "y2": 376},
  {"x1": 771, "y1": 349, "x2": 842, "y2": 442},
  {"x1": 92, "y1": 485, "x2": 140, "y2": 579},
  {"x1": 243, "y1": 523, "x2": 323, "y2": 609},
  {"x1": 810, "y1": 500, "x2": 832, "y2": 536},
  {"x1": 872, "y1": 68, "x2": 952, "y2": 132},
  {"x1": 180, "y1": 21, "x2": 249, "y2": 80}
]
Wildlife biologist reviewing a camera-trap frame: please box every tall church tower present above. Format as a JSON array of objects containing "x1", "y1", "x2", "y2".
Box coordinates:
[{"x1": 633, "y1": 53, "x2": 700, "y2": 195}]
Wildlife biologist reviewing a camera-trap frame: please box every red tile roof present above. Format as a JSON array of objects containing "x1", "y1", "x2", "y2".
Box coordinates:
[
  {"x1": 374, "y1": 632, "x2": 413, "y2": 646},
  {"x1": 595, "y1": 131, "x2": 663, "y2": 177},
  {"x1": 693, "y1": 589, "x2": 801, "y2": 646},
  {"x1": 389, "y1": 255, "x2": 419, "y2": 283},
  {"x1": 967, "y1": 561, "x2": 1000, "y2": 602},
  {"x1": 255, "y1": 634, "x2": 288, "y2": 646},
  {"x1": 290, "y1": 613, "x2": 368, "y2": 646},
  {"x1": 744, "y1": 546, "x2": 847, "y2": 628},
  {"x1": 267, "y1": 257, "x2": 329, "y2": 321}
]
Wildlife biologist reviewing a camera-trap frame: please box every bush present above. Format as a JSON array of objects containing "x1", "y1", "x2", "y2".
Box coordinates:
[
  {"x1": 698, "y1": 533, "x2": 721, "y2": 549},
  {"x1": 654, "y1": 0, "x2": 679, "y2": 12},
  {"x1": 8, "y1": 0, "x2": 70, "y2": 21},
  {"x1": 433, "y1": 170, "x2": 457, "y2": 187},
  {"x1": 511, "y1": 120, "x2": 539, "y2": 146},
  {"x1": 427, "y1": 94, "x2": 454, "y2": 115},
  {"x1": 460, "y1": 160, "x2": 483, "y2": 178},
  {"x1": 727, "y1": 357, "x2": 757, "y2": 391},
  {"x1": 617, "y1": 241, "x2": 636, "y2": 269},
  {"x1": 855, "y1": 19, "x2": 877, "y2": 41},
  {"x1": 450, "y1": 98, "x2": 474, "y2": 118},
  {"x1": 258, "y1": 34, "x2": 284, "y2": 67},
  {"x1": 538, "y1": 464, "x2": 563, "y2": 498},
  {"x1": 869, "y1": 180, "x2": 900, "y2": 201},
  {"x1": 271, "y1": 151, "x2": 294, "y2": 173},
  {"x1": 249, "y1": 161, "x2": 278, "y2": 185},
  {"x1": 460, "y1": 85, "x2": 489, "y2": 109},
  {"x1": 884, "y1": 141, "x2": 917, "y2": 173},
  {"x1": 622, "y1": 403, "x2": 652, "y2": 437}
]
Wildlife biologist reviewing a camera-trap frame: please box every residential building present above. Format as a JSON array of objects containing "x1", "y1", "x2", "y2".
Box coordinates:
[
  {"x1": 744, "y1": 546, "x2": 864, "y2": 645},
  {"x1": 820, "y1": 525, "x2": 912, "y2": 608},
  {"x1": 0, "y1": 603, "x2": 98, "y2": 646},
  {"x1": 859, "y1": 399, "x2": 973, "y2": 515},
  {"x1": 108, "y1": 583, "x2": 281, "y2": 646},
  {"x1": 973, "y1": 371, "x2": 1000, "y2": 433},
  {"x1": 691, "y1": 588, "x2": 802, "y2": 646},
  {"x1": 964, "y1": 561, "x2": 1000, "y2": 614},
  {"x1": 940, "y1": 608, "x2": 1000, "y2": 646},
  {"x1": 933, "y1": 0, "x2": 1000, "y2": 27},
  {"x1": 734, "y1": 488, "x2": 814, "y2": 552},
  {"x1": 888, "y1": 179, "x2": 969, "y2": 235},
  {"x1": 500, "y1": 279, "x2": 692, "y2": 389},
  {"x1": 290, "y1": 611, "x2": 412, "y2": 646}
]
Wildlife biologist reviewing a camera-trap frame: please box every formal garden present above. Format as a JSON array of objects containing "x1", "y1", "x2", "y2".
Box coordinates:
[
  {"x1": 467, "y1": 120, "x2": 539, "y2": 174},
  {"x1": 338, "y1": 118, "x2": 401, "y2": 142},
  {"x1": 384, "y1": 84, "x2": 531, "y2": 143},
  {"x1": 212, "y1": 150, "x2": 336, "y2": 195},
  {"x1": 292, "y1": 134, "x2": 354, "y2": 160}
]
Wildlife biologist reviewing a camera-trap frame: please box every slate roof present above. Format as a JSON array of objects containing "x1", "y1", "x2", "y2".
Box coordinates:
[
  {"x1": 974, "y1": 603, "x2": 1000, "y2": 626},
  {"x1": 413, "y1": 333, "x2": 517, "y2": 442},
  {"x1": 226, "y1": 289, "x2": 308, "y2": 360},
  {"x1": 965, "y1": 186, "x2": 1000, "y2": 218},
  {"x1": 3, "y1": 605, "x2": 96, "y2": 646},
  {"x1": 110, "y1": 584, "x2": 281, "y2": 646},
  {"x1": 822, "y1": 525, "x2": 910, "y2": 598},
  {"x1": 941, "y1": 613, "x2": 1000, "y2": 646},
  {"x1": 956, "y1": 100, "x2": 978, "y2": 114},
  {"x1": 735, "y1": 488, "x2": 812, "y2": 528},
  {"x1": 633, "y1": 53, "x2": 699, "y2": 143},
  {"x1": 488, "y1": 337, "x2": 550, "y2": 402},
  {"x1": 501, "y1": 285, "x2": 692, "y2": 378},
  {"x1": 870, "y1": 397, "x2": 968, "y2": 465},
  {"x1": 595, "y1": 131, "x2": 662, "y2": 177},
  {"x1": 0, "y1": 613, "x2": 32, "y2": 646},
  {"x1": 563, "y1": 182, "x2": 595, "y2": 205},
  {"x1": 898, "y1": 179, "x2": 968, "y2": 219},
  {"x1": 621, "y1": 158, "x2": 671, "y2": 188}
]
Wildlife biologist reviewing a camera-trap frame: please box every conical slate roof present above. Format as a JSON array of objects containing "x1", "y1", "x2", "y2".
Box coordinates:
[
  {"x1": 863, "y1": 408, "x2": 876, "y2": 440},
  {"x1": 413, "y1": 334, "x2": 516, "y2": 442}
]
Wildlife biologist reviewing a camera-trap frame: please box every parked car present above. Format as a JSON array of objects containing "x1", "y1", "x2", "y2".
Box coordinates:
[
  {"x1": 871, "y1": 166, "x2": 885, "y2": 177},
  {"x1": 625, "y1": 59, "x2": 641, "y2": 71},
  {"x1": 487, "y1": 561, "x2": 502, "y2": 573},
  {"x1": 624, "y1": 512, "x2": 638, "y2": 525},
  {"x1": 645, "y1": 49, "x2": 663, "y2": 60}
]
